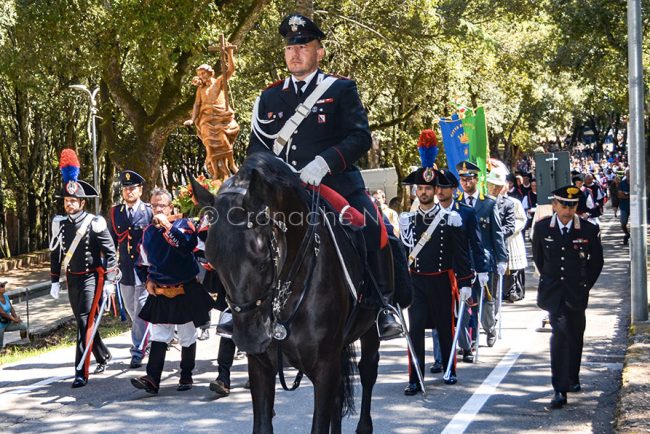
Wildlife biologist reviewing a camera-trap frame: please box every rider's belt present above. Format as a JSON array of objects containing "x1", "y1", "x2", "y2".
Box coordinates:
[
  {"x1": 66, "y1": 268, "x2": 99, "y2": 276},
  {"x1": 410, "y1": 269, "x2": 452, "y2": 276},
  {"x1": 147, "y1": 280, "x2": 185, "y2": 298}
]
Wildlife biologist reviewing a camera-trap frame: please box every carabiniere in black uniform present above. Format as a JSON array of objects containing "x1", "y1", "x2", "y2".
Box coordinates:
[
  {"x1": 50, "y1": 178, "x2": 118, "y2": 388},
  {"x1": 400, "y1": 169, "x2": 474, "y2": 392},
  {"x1": 247, "y1": 13, "x2": 403, "y2": 340},
  {"x1": 533, "y1": 185, "x2": 603, "y2": 408}
]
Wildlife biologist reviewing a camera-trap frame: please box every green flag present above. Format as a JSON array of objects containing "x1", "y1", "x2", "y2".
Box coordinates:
[{"x1": 461, "y1": 107, "x2": 490, "y2": 193}]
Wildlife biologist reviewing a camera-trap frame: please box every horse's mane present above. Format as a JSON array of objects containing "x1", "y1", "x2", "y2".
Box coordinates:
[{"x1": 236, "y1": 152, "x2": 311, "y2": 206}]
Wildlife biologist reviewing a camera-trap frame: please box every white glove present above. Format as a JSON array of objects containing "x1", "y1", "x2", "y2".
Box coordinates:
[
  {"x1": 460, "y1": 287, "x2": 472, "y2": 302},
  {"x1": 103, "y1": 283, "x2": 116, "y2": 298},
  {"x1": 299, "y1": 156, "x2": 330, "y2": 186},
  {"x1": 50, "y1": 282, "x2": 60, "y2": 300},
  {"x1": 497, "y1": 262, "x2": 508, "y2": 276},
  {"x1": 478, "y1": 272, "x2": 489, "y2": 287}
]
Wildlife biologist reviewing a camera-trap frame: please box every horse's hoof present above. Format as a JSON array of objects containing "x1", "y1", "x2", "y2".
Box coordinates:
[{"x1": 355, "y1": 422, "x2": 373, "y2": 434}]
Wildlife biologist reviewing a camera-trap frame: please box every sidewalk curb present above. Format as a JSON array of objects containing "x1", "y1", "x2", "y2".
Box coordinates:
[
  {"x1": 30, "y1": 314, "x2": 77, "y2": 337},
  {"x1": 615, "y1": 320, "x2": 650, "y2": 433},
  {"x1": 6, "y1": 281, "x2": 51, "y2": 303}
]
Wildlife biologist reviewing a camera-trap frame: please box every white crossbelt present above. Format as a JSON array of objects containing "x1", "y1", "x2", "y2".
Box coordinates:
[
  {"x1": 272, "y1": 76, "x2": 338, "y2": 156},
  {"x1": 59, "y1": 214, "x2": 94, "y2": 282},
  {"x1": 407, "y1": 208, "x2": 448, "y2": 267}
]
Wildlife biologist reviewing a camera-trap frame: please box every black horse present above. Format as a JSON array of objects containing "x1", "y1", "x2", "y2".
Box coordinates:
[{"x1": 192, "y1": 152, "x2": 390, "y2": 434}]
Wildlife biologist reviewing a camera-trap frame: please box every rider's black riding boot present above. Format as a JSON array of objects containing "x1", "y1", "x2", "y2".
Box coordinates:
[{"x1": 368, "y1": 250, "x2": 403, "y2": 340}]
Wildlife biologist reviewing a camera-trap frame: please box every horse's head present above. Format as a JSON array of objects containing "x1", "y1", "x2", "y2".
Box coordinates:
[{"x1": 191, "y1": 153, "x2": 309, "y2": 354}]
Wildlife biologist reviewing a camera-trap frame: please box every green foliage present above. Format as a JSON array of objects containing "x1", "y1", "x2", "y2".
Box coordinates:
[{"x1": 0, "y1": 0, "x2": 642, "y2": 255}]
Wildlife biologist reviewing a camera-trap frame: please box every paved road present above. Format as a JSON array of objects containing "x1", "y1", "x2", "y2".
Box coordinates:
[{"x1": 0, "y1": 212, "x2": 628, "y2": 433}]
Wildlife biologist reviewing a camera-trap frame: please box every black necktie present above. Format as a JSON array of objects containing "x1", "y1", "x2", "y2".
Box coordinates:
[
  {"x1": 296, "y1": 80, "x2": 306, "y2": 99},
  {"x1": 467, "y1": 196, "x2": 474, "y2": 207},
  {"x1": 128, "y1": 207, "x2": 134, "y2": 221},
  {"x1": 562, "y1": 226, "x2": 569, "y2": 238}
]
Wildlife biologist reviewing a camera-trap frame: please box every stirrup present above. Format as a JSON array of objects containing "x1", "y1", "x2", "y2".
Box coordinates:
[
  {"x1": 375, "y1": 304, "x2": 405, "y2": 340},
  {"x1": 216, "y1": 308, "x2": 233, "y2": 339}
]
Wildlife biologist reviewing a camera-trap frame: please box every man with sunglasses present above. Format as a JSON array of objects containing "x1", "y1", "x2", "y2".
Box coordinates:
[
  {"x1": 533, "y1": 186, "x2": 603, "y2": 409},
  {"x1": 109, "y1": 170, "x2": 153, "y2": 369}
]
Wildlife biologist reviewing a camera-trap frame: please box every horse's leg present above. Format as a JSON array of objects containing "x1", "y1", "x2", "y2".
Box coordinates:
[
  {"x1": 356, "y1": 327, "x2": 380, "y2": 434},
  {"x1": 248, "y1": 352, "x2": 276, "y2": 434},
  {"x1": 311, "y1": 356, "x2": 342, "y2": 434},
  {"x1": 330, "y1": 390, "x2": 343, "y2": 434}
]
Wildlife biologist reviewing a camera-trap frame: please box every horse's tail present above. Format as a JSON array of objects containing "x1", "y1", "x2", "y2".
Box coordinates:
[{"x1": 341, "y1": 343, "x2": 357, "y2": 417}]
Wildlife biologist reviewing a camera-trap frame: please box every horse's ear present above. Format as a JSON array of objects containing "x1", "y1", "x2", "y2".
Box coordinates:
[
  {"x1": 190, "y1": 176, "x2": 215, "y2": 208},
  {"x1": 243, "y1": 169, "x2": 265, "y2": 210}
]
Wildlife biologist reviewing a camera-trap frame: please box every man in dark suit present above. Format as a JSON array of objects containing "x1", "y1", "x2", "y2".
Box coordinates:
[
  {"x1": 109, "y1": 170, "x2": 153, "y2": 369},
  {"x1": 247, "y1": 13, "x2": 401, "y2": 339},
  {"x1": 533, "y1": 185, "x2": 603, "y2": 409},
  {"x1": 455, "y1": 161, "x2": 508, "y2": 349}
]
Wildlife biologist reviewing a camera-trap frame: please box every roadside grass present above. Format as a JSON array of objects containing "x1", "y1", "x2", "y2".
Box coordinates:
[{"x1": 0, "y1": 315, "x2": 131, "y2": 366}]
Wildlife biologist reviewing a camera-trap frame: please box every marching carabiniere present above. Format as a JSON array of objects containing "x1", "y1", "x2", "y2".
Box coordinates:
[
  {"x1": 532, "y1": 185, "x2": 603, "y2": 409},
  {"x1": 455, "y1": 160, "x2": 508, "y2": 350},
  {"x1": 437, "y1": 168, "x2": 487, "y2": 363},
  {"x1": 247, "y1": 13, "x2": 401, "y2": 339},
  {"x1": 50, "y1": 149, "x2": 118, "y2": 388},
  {"x1": 109, "y1": 170, "x2": 153, "y2": 369},
  {"x1": 400, "y1": 167, "x2": 474, "y2": 394},
  {"x1": 131, "y1": 188, "x2": 214, "y2": 394}
]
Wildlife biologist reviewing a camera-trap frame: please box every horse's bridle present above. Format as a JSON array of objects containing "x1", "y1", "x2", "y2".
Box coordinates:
[{"x1": 217, "y1": 185, "x2": 321, "y2": 340}]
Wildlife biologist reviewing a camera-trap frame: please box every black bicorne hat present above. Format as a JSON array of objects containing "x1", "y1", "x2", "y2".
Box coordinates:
[
  {"x1": 279, "y1": 13, "x2": 326, "y2": 45},
  {"x1": 401, "y1": 167, "x2": 437, "y2": 186},
  {"x1": 436, "y1": 168, "x2": 459, "y2": 188},
  {"x1": 60, "y1": 179, "x2": 99, "y2": 199}
]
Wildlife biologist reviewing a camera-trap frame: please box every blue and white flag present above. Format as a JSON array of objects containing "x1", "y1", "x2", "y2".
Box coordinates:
[{"x1": 439, "y1": 113, "x2": 470, "y2": 179}]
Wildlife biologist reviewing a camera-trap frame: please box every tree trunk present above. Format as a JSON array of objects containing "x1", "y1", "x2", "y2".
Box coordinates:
[
  {"x1": 99, "y1": 0, "x2": 269, "y2": 187},
  {"x1": 503, "y1": 110, "x2": 524, "y2": 166},
  {"x1": 0, "y1": 176, "x2": 9, "y2": 258}
]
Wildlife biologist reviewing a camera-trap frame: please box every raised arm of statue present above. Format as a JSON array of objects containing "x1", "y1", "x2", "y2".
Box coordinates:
[{"x1": 223, "y1": 44, "x2": 236, "y2": 81}]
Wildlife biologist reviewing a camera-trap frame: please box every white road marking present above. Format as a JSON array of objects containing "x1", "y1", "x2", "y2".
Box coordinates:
[
  {"x1": 4, "y1": 375, "x2": 73, "y2": 395},
  {"x1": 441, "y1": 313, "x2": 545, "y2": 434},
  {"x1": 1, "y1": 356, "x2": 129, "y2": 396},
  {"x1": 443, "y1": 214, "x2": 620, "y2": 433}
]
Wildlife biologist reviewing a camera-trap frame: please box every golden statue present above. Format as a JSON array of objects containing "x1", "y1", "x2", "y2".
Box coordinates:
[{"x1": 184, "y1": 38, "x2": 239, "y2": 180}]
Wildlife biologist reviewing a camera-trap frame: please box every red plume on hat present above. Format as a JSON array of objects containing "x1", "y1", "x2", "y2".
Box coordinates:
[
  {"x1": 417, "y1": 129, "x2": 438, "y2": 183},
  {"x1": 59, "y1": 149, "x2": 80, "y2": 183},
  {"x1": 417, "y1": 129, "x2": 438, "y2": 168}
]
